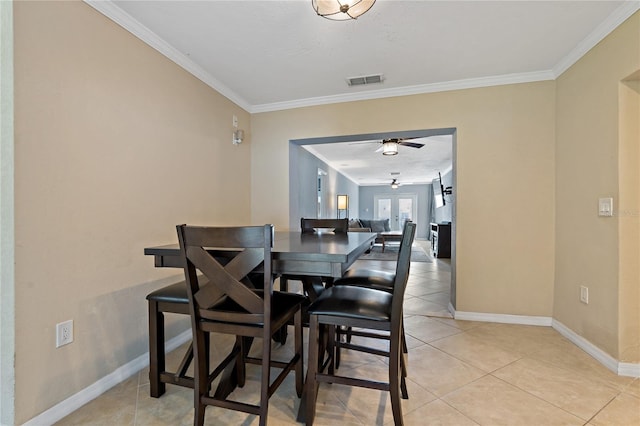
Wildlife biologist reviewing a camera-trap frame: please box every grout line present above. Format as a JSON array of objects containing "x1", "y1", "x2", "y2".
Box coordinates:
[{"x1": 133, "y1": 370, "x2": 141, "y2": 425}]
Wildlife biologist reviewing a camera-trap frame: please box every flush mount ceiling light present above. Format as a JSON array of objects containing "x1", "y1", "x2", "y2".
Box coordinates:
[
  {"x1": 382, "y1": 140, "x2": 398, "y2": 156},
  {"x1": 312, "y1": 0, "x2": 376, "y2": 21}
]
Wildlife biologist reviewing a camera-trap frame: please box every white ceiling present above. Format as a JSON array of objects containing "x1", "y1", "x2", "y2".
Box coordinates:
[
  {"x1": 304, "y1": 135, "x2": 453, "y2": 186},
  {"x1": 87, "y1": 0, "x2": 638, "y2": 185}
]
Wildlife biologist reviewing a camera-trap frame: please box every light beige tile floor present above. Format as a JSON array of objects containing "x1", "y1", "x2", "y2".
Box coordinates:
[{"x1": 56, "y1": 241, "x2": 640, "y2": 426}]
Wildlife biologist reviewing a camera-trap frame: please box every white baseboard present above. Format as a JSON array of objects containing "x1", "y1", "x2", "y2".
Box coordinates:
[
  {"x1": 23, "y1": 329, "x2": 192, "y2": 426},
  {"x1": 552, "y1": 319, "x2": 640, "y2": 378},
  {"x1": 454, "y1": 310, "x2": 553, "y2": 326},
  {"x1": 24, "y1": 310, "x2": 640, "y2": 425},
  {"x1": 450, "y1": 310, "x2": 639, "y2": 378},
  {"x1": 619, "y1": 362, "x2": 640, "y2": 377}
]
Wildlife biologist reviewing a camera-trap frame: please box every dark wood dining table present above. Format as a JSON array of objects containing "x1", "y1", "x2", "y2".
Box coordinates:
[
  {"x1": 145, "y1": 230, "x2": 376, "y2": 279},
  {"x1": 143, "y1": 230, "x2": 377, "y2": 404}
]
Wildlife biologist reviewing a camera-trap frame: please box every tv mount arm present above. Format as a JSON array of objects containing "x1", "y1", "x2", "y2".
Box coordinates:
[{"x1": 437, "y1": 172, "x2": 453, "y2": 196}]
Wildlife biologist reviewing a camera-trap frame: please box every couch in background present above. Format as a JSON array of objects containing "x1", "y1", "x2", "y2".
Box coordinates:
[{"x1": 348, "y1": 218, "x2": 390, "y2": 244}]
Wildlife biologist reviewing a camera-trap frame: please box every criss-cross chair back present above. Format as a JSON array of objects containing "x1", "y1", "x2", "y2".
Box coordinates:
[
  {"x1": 176, "y1": 224, "x2": 304, "y2": 426},
  {"x1": 300, "y1": 218, "x2": 348, "y2": 234},
  {"x1": 178, "y1": 225, "x2": 273, "y2": 325}
]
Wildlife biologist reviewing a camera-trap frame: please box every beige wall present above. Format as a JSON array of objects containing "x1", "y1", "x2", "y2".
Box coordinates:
[
  {"x1": 13, "y1": 2, "x2": 251, "y2": 422},
  {"x1": 9, "y1": 1, "x2": 639, "y2": 423},
  {"x1": 555, "y1": 12, "x2": 640, "y2": 360},
  {"x1": 251, "y1": 82, "x2": 557, "y2": 317},
  {"x1": 619, "y1": 76, "x2": 640, "y2": 363}
]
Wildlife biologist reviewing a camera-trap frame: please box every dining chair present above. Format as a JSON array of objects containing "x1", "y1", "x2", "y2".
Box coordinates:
[
  {"x1": 146, "y1": 281, "x2": 194, "y2": 397},
  {"x1": 176, "y1": 224, "x2": 305, "y2": 426},
  {"x1": 300, "y1": 217, "x2": 349, "y2": 234},
  {"x1": 305, "y1": 221, "x2": 416, "y2": 426},
  {"x1": 279, "y1": 217, "x2": 349, "y2": 300},
  {"x1": 334, "y1": 220, "x2": 413, "y2": 356}
]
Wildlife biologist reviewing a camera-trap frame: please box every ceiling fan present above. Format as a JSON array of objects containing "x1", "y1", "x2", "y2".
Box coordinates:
[
  {"x1": 390, "y1": 172, "x2": 401, "y2": 189},
  {"x1": 368, "y1": 137, "x2": 426, "y2": 156}
]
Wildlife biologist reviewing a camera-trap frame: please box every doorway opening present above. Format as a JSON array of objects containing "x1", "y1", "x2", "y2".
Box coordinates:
[{"x1": 289, "y1": 127, "x2": 457, "y2": 313}]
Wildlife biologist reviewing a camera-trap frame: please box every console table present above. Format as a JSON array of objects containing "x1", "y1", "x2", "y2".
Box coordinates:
[{"x1": 430, "y1": 222, "x2": 451, "y2": 258}]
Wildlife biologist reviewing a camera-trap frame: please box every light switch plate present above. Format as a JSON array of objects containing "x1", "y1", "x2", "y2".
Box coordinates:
[{"x1": 598, "y1": 198, "x2": 613, "y2": 217}]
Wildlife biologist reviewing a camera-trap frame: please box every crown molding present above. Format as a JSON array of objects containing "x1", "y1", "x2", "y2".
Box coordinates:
[
  {"x1": 84, "y1": 0, "x2": 252, "y2": 112},
  {"x1": 250, "y1": 71, "x2": 555, "y2": 113},
  {"x1": 552, "y1": 1, "x2": 640, "y2": 78},
  {"x1": 85, "y1": 0, "x2": 638, "y2": 115}
]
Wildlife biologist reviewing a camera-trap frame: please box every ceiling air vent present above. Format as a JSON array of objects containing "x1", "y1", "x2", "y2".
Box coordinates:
[{"x1": 347, "y1": 74, "x2": 384, "y2": 87}]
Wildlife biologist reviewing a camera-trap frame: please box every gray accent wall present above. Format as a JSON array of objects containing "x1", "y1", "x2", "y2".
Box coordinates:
[{"x1": 289, "y1": 143, "x2": 359, "y2": 230}]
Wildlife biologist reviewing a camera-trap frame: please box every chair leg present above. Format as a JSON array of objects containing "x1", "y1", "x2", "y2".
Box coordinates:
[
  {"x1": 193, "y1": 329, "x2": 208, "y2": 426},
  {"x1": 294, "y1": 309, "x2": 304, "y2": 397},
  {"x1": 327, "y1": 324, "x2": 336, "y2": 375},
  {"x1": 335, "y1": 327, "x2": 342, "y2": 369},
  {"x1": 275, "y1": 276, "x2": 288, "y2": 344},
  {"x1": 389, "y1": 331, "x2": 404, "y2": 426},
  {"x1": 148, "y1": 300, "x2": 166, "y2": 398},
  {"x1": 402, "y1": 320, "x2": 408, "y2": 354},
  {"x1": 306, "y1": 315, "x2": 321, "y2": 425},
  {"x1": 259, "y1": 327, "x2": 272, "y2": 426},
  {"x1": 280, "y1": 275, "x2": 289, "y2": 292},
  {"x1": 400, "y1": 351, "x2": 409, "y2": 400},
  {"x1": 235, "y1": 336, "x2": 246, "y2": 387}
]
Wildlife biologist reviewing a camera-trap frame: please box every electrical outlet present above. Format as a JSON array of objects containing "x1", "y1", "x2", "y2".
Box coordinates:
[
  {"x1": 580, "y1": 286, "x2": 589, "y2": 304},
  {"x1": 56, "y1": 320, "x2": 73, "y2": 348}
]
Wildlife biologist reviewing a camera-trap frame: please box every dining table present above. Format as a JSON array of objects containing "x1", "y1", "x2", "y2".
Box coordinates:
[
  {"x1": 145, "y1": 230, "x2": 376, "y2": 279},
  {"x1": 144, "y1": 230, "x2": 377, "y2": 403}
]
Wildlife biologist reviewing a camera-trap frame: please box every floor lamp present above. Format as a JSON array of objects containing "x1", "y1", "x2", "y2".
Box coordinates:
[{"x1": 337, "y1": 194, "x2": 349, "y2": 219}]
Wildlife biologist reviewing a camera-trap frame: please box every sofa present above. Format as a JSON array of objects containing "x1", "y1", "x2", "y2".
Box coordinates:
[{"x1": 348, "y1": 218, "x2": 391, "y2": 244}]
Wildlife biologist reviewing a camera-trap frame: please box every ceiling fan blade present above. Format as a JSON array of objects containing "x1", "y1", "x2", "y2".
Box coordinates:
[
  {"x1": 375, "y1": 145, "x2": 384, "y2": 152},
  {"x1": 398, "y1": 141, "x2": 424, "y2": 149}
]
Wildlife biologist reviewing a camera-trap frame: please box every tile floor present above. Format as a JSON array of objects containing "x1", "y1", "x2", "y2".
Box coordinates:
[{"x1": 56, "y1": 240, "x2": 639, "y2": 425}]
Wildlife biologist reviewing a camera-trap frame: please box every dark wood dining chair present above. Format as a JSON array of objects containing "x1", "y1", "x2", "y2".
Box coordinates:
[
  {"x1": 300, "y1": 217, "x2": 349, "y2": 234},
  {"x1": 334, "y1": 220, "x2": 413, "y2": 360},
  {"x1": 146, "y1": 282, "x2": 194, "y2": 397},
  {"x1": 305, "y1": 221, "x2": 416, "y2": 426},
  {"x1": 280, "y1": 217, "x2": 349, "y2": 298},
  {"x1": 176, "y1": 224, "x2": 305, "y2": 426}
]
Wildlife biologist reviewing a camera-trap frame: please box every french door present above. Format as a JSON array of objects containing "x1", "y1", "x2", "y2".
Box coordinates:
[{"x1": 374, "y1": 193, "x2": 417, "y2": 231}]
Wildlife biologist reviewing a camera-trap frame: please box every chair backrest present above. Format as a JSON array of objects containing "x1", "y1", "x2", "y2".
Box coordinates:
[
  {"x1": 391, "y1": 221, "x2": 417, "y2": 320},
  {"x1": 176, "y1": 224, "x2": 273, "y2": 326},
  {"x1": 300, "y1": 218, "x2": 348, "y2": 234}
]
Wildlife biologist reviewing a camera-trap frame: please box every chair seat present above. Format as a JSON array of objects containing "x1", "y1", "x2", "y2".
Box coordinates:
[
  {"x1": 146, "y1": 282, "x2": 188, "y2": 304},
  {"x1": 201, "y1": 290, "x2": 306, "y2": 325},
  {"x1": 307, "y1": 286, "x2": 392, "y2": 322},
  {"x1": 335, "y1": 269, "x2": 395, "y2": 292}
]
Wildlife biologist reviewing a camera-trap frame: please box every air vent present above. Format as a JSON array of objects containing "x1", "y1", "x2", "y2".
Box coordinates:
[{"x1": 347, "y1": 74, "x2": 384, "y2": 87}]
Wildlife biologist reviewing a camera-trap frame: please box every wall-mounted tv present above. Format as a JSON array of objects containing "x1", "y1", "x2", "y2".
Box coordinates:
[{"x1": 433, "y1": 173, "x2": 445, "y2": 208}]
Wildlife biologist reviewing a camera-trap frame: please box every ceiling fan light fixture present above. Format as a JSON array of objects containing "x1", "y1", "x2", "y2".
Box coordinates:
[
  {"x1": 312, "y1": 0, "x2": 376, "y2": 21},
  {"x1": 382, "y1": 141, "x2": 398, "y2": 156},
  {"x1": 391, "y1": 179, "x2": 399, "y2": 189}
]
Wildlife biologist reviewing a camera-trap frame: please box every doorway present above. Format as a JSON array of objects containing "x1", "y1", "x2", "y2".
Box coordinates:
[
  {"x1": 316, "y1": 168, "x2": 327, "y2": 218},
  {"x1": 289, "y1": 127, "x2": 457, "y2": 312}
]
